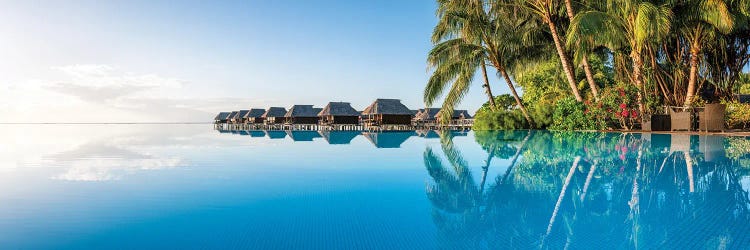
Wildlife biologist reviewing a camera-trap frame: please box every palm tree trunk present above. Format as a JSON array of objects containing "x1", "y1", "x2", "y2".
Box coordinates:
[
  {"x1": 581, "y1": 56, "x2": 601, "y2": 101},
  {"x1": 546, "y1": 16, "x2": 583, "y2": 102},
  {"x1": 481, "y1": 61, "x2": 498, "y2": 110},
  {"x1": 542, "y1": 156, "x2": 581, "y2": 248},
  {"x1": 479, "y1": 144, "x2": 495, "y2": 194},
  {"x1": 628, "y1": 148, "x2": 643, "y2": 248},
  {"x1": 631, "y1": 50, "x2": 647, "y2": 124},
  {"x1": 498, "y1": 66, "x2": 534, "y2": 126},
  {"x1": 564, "y1": 0, "x2": 600, "y2": 101},
  {"x1": 579, "y1": 160, "x2": 597, "y2": 202},
  {"x1": 685, "y1": 151, "x2": 695, "y2": 193},
  {"x1": 498, "y1": 131, "x2": 532, "y2": 185},
  {"x1": 684, "y1": 37, "x2": 701, "y2": 107}
]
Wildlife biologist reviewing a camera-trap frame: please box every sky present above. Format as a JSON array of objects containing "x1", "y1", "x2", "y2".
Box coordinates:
[{"x1": 0, "y1": 0, "x2": 507, "y2": 123}]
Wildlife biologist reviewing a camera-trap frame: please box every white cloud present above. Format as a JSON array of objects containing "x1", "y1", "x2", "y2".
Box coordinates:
[
  {"x1": 52, "y1": 64, "x2": 183, "y2": 89},
  {"x1": 52, "y1": 158, "x2": 186, "y2": 181},
  {"x1": 0, "y1": 64, "x2": 258, "y2": 123}
]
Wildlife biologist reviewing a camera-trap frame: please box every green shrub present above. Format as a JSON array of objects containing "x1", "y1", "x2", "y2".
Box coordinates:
[
  {"x1": 722, "y1": 100, "x2": 750, "y2": 129},
  {"x1": 473, "y1": 108, "x2": 529, "y2": 130},
  {"x1": 740, "y1": 84, "x2": 750, "y2": 94},
  {"x1": 550, "y1": 97, "x2": 604, "y2": 130},
  {"x1": 477, "y1": 94, "x2": 519, "y2": 113},
  {"x1": 527, "y1": 103, "x2": 554, "y2": 129},
  {"x1": 737, "y1": 73, "x2": 750, "y2": 94}
]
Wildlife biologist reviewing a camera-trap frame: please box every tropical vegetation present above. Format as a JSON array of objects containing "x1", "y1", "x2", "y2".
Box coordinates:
[
  {"x1": 424, "y1": 0, "x2": 750, "y2": 130},
  {"x1": 424, "y1": 130, "x2": 750, "y2": 248}
]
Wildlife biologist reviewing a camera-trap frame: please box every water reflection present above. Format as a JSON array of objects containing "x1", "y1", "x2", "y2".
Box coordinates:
[
  {"x1": 319, "y1": 131, "x2": 361, "y2": 145},
  {"x1": 286, "y1": 131, "x2": 323, "y2": 141},
  {"x1": 0, "y1": 125, "x2": 203, "y2": 181},
  {"x1": 363, "y1": 131, "x2": 415, "y2": 148},
  {"x1": 424, "y1": 131, "x2": 750, "y2": 249},
  {"x1": 2, "y1": 125, "x2": 749, "y2": 248},
  {"x1": 217, "y1": 128, "x2": 465, "y2": 147},
  {"x1": 214, "y1": 127, "x2": 750, "y2": 248},
  {"x1": 265, "y1": 130, "x2": 287, "y2": 139}
]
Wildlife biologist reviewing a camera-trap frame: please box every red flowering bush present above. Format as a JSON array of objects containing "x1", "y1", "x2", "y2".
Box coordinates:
[{"x1": 594, "y1": 83, "x2": 641, "y2": 130}]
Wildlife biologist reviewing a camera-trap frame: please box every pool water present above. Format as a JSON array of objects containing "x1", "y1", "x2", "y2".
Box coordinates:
[{"x1": 1, "y1": 124, "x2": 750, "y2": 249}]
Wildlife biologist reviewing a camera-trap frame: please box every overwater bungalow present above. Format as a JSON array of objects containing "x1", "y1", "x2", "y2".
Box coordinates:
[
  {"x1": 362, "y1": 131, "x2": 415, "y2": 148},
  {"x1": 265, "y1": 130, "x2": 287, "y2": 139},
  {"x1": 227, "y1": 111, "x2": 240, "y2": 123},
  {"x1": 318, "y1": 131, "x2": 361, "y2": 144},
  {"x1": 285, "y1": 105, "x2": 322, "y2": 124},
  {"x1": 214, "y1": 112, "x2": 231, "y2": 124},
  {"x1": 361, "y1": 99, "x2": 413, "y2": 129},
  {"x1": 436, "y1": 109, "x2": 474, "y2": 127},
  {"x1": 413, "y1": 109, "x2": 425, "y2": 118},
  {"x1": 414, "y1": 108, "x2": 441, "y2": 128},
  {"x1": 318, "y1": 102, "x2": 360, "y2": 129},
  {"x1": 235, "y1": 110, "x2": 250, "y2": 123},
  {"x1": 262, "y1": 107, "x2": 288, "y2": 125},
  {"x1": 244, "y1": 108, "x2": 266, "y2": 124},
  {"x1": 416, "y1": 108, "x2": 441, "y2": 121},
  {"x1": 286, "y1": 130, "x2": 322, "y2": 141}
]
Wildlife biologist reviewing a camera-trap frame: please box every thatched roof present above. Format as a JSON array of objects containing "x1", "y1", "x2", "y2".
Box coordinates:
[
  {"x1": 318, "y1": 102, "x2": 360, "y2": 116},
  {"x1": 237, "y1": 110, "x2": 250, "y2": 119},
  {"x1": 286, "y1": 130, "x2": 322, "y2": 141},
  {"x1": 214, "y1": 112, "x2": 231, "y2": 120},
  {"x1": 361, "y1": 99, "x2": 412, "y2": 115},
  {"x1": 436, "y1": 109, "x2": 473, "y2": 119},
  {"x1": 244, "y1": 109, "x2": 266, "y2": 118},
  {"x1": 319, "y1": 131, "x2": 361, "y2": 144},
  {"x1": 456, "y1": 110, "x2": 473, "y2": 119},
  {"x1": 416, "y1": 108, "x2": 441, "y2": 120},
  {"x1": 362, "y1": 131, "x2": 415, "y2": 148},
  {"x1": 410, "y1": 110, "x2": 419, "y2": 116},
  {"x1": 265, "y1": 130, "x2": 287, "y2": 139},
  {"x1": 262, "y1": 107, "x2": 287, "y2": 118},
  {"x1": 228, "y1": 111, "x2": 240, "y2": 119},
  {"x1": 285, "y1": 105, "x2": 320, "y2": 117}
]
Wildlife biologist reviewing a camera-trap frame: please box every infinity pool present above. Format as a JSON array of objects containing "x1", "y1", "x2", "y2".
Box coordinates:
[{"x1": 1, "y1": 124, "x2": 749, "y2": 249}]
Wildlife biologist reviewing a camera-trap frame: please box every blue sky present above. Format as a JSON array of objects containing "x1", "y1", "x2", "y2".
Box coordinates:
[{"x1": 0, "y1": 0, "x2": 504, "y2": 122}]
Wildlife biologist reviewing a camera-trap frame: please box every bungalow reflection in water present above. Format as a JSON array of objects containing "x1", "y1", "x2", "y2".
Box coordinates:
[
  {"x1": 217, "y1": 128, "x2": 468, "y2": 147},
  {"x1": 216, "y1": 127, "x2": 750, "y2": 248}
]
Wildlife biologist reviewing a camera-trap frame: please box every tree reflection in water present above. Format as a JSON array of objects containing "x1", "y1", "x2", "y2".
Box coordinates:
[{"x1": 424, "y1": 131, "x2": 750, "y2": 249}]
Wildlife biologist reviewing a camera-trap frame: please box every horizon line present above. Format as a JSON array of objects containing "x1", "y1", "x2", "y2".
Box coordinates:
[{"x1": 0, "y1": 122, "x2": 213, "y2": 125}]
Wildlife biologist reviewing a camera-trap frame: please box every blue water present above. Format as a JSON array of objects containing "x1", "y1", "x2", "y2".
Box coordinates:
[{"x1": 1, "y1": 124, "x2": 750, "y2": 249}]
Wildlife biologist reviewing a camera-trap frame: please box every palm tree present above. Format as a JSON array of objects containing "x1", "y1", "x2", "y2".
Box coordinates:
[
  {"x1": 517, "y1": 0, "x2": 585, "y2": 102},
  {"x1": 486, "y1": 4, "x2": 552, "y2": 126},
  {"x1": 426, "y1": 38, "x2": 497, "y2": 115},
  {"x1": 677, "y1": 0, "x2": 734, "y2": 106},
  {"x1": 563, "y1": 0, "x2": 600, "y2": 101},
  {"x1": 427, "y1": 0, "x2": 535, "y2": 125},
  {"x1": 426, "y1": 0, "x2": 498, "y2": 119},
  {"x1": 567, "y1": 0, "x2": 673, "y2": 121}
]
